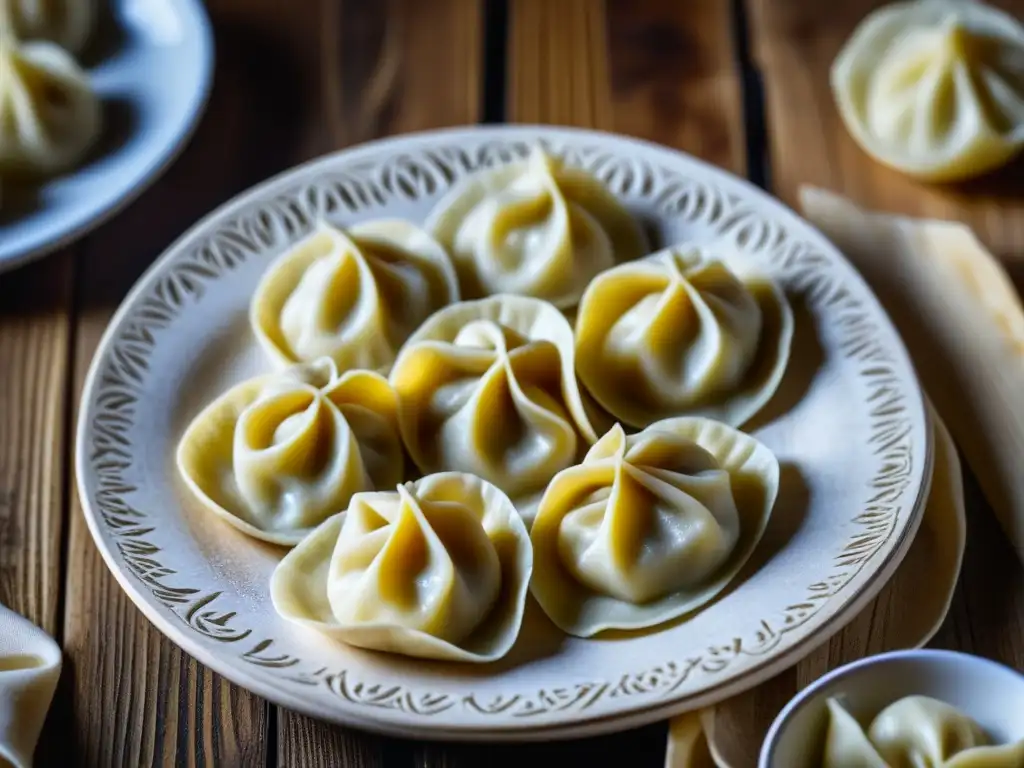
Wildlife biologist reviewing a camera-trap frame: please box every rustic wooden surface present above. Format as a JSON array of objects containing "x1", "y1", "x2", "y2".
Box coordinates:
[{"x1": 0, "y1": 0, "x2": 1021, "y2": 765}]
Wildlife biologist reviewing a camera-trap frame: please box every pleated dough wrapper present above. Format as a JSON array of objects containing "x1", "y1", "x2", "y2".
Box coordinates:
[
  {"x1": 0, "y1": 603, "x2": 62, "y2": 768},
  {"x1": 427, "y1": 146, "x2": 648, "y2": 309},
  {"x1": 832, "y1": 0, "x2": 1024, "y2": 182},
  {"x1": 530, "y1": 417, "x2": 779, "y2": 637},
  {"x1": 0, "y1": 0, "x2": 96, "y2": 54},
  {"x1": 0, "y1": 33, "x2": 101, "y2": 178},
  {"x1": 251, "y1": 219, "x2": 459, "y2": 374},
  {"x1": 823, "y1": 695, "x2": 1024, "y2": 768},
  {"x1": 177, "y1": 357, "x2": 404, "y2": 546},
  {"x1": 271, "y1": 472, "x2": 532, "y2": 663},
  {"x1": 389, "y1": 294, "x2": 597, "y2": 524},
  {"x1": 575, "y1": 244, "x2": 793, "y2": 429}
]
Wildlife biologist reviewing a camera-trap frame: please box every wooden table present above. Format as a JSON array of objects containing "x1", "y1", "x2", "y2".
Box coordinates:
[{"x1": 3, "y1": 0, "x2": 1024, "y2": 764}]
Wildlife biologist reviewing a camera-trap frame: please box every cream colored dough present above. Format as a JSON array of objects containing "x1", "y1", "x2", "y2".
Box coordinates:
[
  {"x1": 176, "y1": 357, "x2": 404, "y2": 546},
  {"x1": 251, "y1": 219, "x2": 459, "y2": 374},
  {"x1": 426, "y1": 145, "x2": 648, "y2": 308},
  {"x1": 0, "y1": 32, "x2": 101, "y2": 178},
  {"x1": 270, "y1": 472, "x2": 533, "y2": 663},
  {"x1": 388, "y1": 294, "x2": 597, "y2": 525},
  {"x1": 530, "y1": 416, "x2": 779, "y2": 637},
  {"x1": 823, "y1": 695, "x2": 1024, "y2": 767},
  {"x1": 0, "y1": 604, "x2": 61, "y2": 768},
  {"x1": 575, "y1": 244, "x2": 793, "y2": 429},
  {"x1": 0, "y1": 0, "x2": 96, "y2": 54},
  {"x1": 832, "y1": 0, "x2": 1024, "y2": 181}
]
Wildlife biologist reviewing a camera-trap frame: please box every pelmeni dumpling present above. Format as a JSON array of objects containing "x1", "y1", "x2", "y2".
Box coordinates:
[
  {"x1": 574, "y1": 244, "x2": 793, "y2": 430},
  {"x1": 1, "y1": 0, "x2": 97, "y2": 54},
  {"x1": 270, "y1": 472, "x2": 532, "y2": 662},
  {"x1": 530, "y1": 417, "x2": 779, "y2": 636},
  {"x1": 426, "y1": 146, "x2": 648, "y2": 309},
  {"x1": 0, "y1": 33, "x2": 101, "y2": 178},
  {"x1": 251, "y1": 219, "x2": 459, "y2": 374},
  {"x1": 823, "y1": 695, "x2": 1024, "y2": 767},
  {"x1": 832, "y1": 0, "x2": 1024, "y2": 182},
  {"x1": 388, "y1": 294, "x2": 597, "y2": 524},
  {"x1": 176, "y1": 357, "x2": 405, "y2": 546}
]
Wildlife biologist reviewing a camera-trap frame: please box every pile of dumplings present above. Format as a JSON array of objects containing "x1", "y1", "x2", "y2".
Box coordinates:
[
  {"x1": 177, "y1": 146, "x2": 794, "y2": 663},
  {"x1": 822, "y1": 694, "x2": 1024, "y2": 767},
  {"x1": 0, "y1": 0, "x2": 102, "y2": 189}
]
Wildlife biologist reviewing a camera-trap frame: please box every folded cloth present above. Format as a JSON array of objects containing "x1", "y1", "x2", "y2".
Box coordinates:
[{"x1": 0, "y1": 604, "x2": 61, "y2": 768}]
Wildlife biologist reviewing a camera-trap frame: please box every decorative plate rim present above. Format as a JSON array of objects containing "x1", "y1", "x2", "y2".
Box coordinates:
[{"x1": 75, "y1": 124, "x2": 933, "y2": 741}]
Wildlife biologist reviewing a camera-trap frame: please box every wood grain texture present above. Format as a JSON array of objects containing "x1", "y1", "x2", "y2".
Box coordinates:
[
  {"x1": 606, "y1": 0, "x2": 744, "y2": 173},
  {"x1": 0, "y1": 251, "x2": 74, "y2": 767},
  {"x1": 0, "y1": 253, "x2": 72, "y2": 635},
  {"x1": 720, "y1": 0, "x2": 1024, "y2": 746},
  {"x1": 510, "y1": 0, "x2": 744, "y2": 169}
]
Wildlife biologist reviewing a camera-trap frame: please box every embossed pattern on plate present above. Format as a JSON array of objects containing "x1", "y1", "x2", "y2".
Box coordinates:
[{"x1": 75, "y1": 126, "x2": 932, "y2": 740}]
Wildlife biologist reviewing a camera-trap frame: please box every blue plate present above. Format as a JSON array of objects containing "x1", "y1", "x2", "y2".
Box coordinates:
[{"x1": 0, "y1": 0, "x2": 214, "y2": 273}]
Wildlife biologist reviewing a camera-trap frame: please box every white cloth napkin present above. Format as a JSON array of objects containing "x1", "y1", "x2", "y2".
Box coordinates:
[{"x1": 0, "y1": 604, "x2": 61, "y2": 768}]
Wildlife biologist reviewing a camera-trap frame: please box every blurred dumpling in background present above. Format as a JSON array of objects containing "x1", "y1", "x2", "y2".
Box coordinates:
[
  {"x1": 823, "y1": 695, "x2": 1024, "y2": 767},
  {"x1": 251, "y1": 220, "x2": 459, "y2": 374},
  {"x1": 529, "y1": 417, "x2": 779, "y2": 637},
  {"x1": 427, "y1": 146, "x2": 648, "y2": 309},
  {"x1": 0, "y1": 32, "x2": 101, "y2": 178},
  {"x1": 176, "y1": 358, "x2": 405, "y2": 546},
  {"x1": 271, "y1": 472, "x2": 533, "y2": 662},
  {"x1": 388, "y1": 294, "x2": 597, "y2": 524},
  {"x1": 574, "y1": 244, "x2": 792, "y2": 430},
  {"x1": 832, "y1": 0, "x2": 1024, "y2": 182},
  {"x1": 0, "y1": 0, "x2": 97, "y2": 54}
]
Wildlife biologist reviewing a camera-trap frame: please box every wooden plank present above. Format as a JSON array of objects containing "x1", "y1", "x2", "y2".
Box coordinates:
[
  {"x1": 735, "y1": 0, "x2": 1024, "y2": 742},
  {"x1": 500, "y1": 1, "x2": 746, "y2": 765},
  {"x1": 606, "y1": 0, "x2": 745, "y2": 173},
  {"x1": 0, "y1": 251, "x2": 74, "y2": 767},
  {"x1": 510, "y1": 0, "x2": 743, "y2": 165},
  {"x1": 0, "y1": 254, "x2": 72, "y2": 632}
]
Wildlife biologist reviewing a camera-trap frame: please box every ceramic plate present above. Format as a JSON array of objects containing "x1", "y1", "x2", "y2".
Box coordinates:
[
  {"x1": 76, "y1": 126, "x2": 933, "y2": 741},
  {"x1": 0, "y1": 0, "x2": 213, "y2": 273}
]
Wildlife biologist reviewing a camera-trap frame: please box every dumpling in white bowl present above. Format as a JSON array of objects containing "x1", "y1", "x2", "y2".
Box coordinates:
[
  {"x1": 388, "y1": 294, "x2": 597, "y2": 525},
  {"x1": 832, "y1": 0, "x2": 1024, "y2": 182},
  {"x1": 251, "y1": 219, "x2": 459, "y2": 374},
  {"x1": 1, "y1": 0, "x2": 97, "y2": 54},
  {"x1": 270, "y1": 472, "x2": 533, "y2": 663},
  {"x1": 823, "y1": 695, "x2": 1024, "y2": 767},
  {"x1": 574, "y1": 243, "x2": 792, "y2": 430},
  {"x1": 426, "y1": 146, "x2": 648, "y2": 309},
  {"x1": 529, "y1": 417, "x2": 779, "y2": 637},
  {"x1": 0, "y1": 33, "x2": 101, "y2": 178},
  {"x1": 176, "y1": 357, "x2": 405, "y2": 546}
]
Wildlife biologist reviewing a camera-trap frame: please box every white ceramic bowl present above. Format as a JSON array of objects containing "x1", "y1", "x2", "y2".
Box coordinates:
[{"x1": 760, "y1": 649, "x2": 1024, "y2": 767}]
